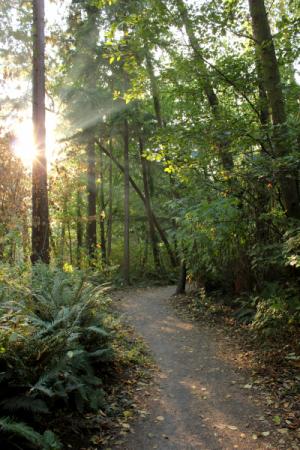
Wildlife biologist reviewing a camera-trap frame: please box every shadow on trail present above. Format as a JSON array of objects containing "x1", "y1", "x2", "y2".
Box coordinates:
[{"x1": 113, "y1": 286, "x2": 276, "y2": 450}]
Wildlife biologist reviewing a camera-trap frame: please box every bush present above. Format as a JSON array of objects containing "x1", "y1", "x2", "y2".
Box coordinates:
[{"x1": 0, "y1": 264, "x2": 114, "y2": 449}]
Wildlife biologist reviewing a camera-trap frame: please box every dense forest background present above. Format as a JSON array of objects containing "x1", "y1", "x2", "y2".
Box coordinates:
[
  {"x1": 0, "y1": 0, "x2": 300, "y2": 447},
  {"x1": 2, "y1": 0, "x2": 300, "y2": 304}
]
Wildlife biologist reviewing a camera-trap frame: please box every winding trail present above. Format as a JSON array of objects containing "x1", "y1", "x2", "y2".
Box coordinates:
[{"x1": 113, "y1": 286, "x2": 278, "y2": 450}]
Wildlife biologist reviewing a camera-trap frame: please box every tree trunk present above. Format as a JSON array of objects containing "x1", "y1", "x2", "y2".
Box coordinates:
[
  {"x1": 60, "y1": 220, "x2": 65, "y2": 268},
  {"x1": 139, "y1": 137, "x2": 162, "y2": 271},
  {"x1": 22, "y1": 215, "x2": 30, "y2": 263},
  {"x1": 97, "y1": 141, "x2": 177, "y2": 267},
  {"x1": 31, "y1": 0, "x2": 50, "y2": 264},
  {"x1": 176, "y1": 261, "x2": 187, "y2": 295},
  {"x1": 123, "y1": 120, "x2": 130, "y2": 284},
  {"x1": 248, "y1": 0, "x2": 300, "y2": 219},
  {"x1": 67, "y1": 220, "x2": 73, "y2": 265},
  {"x1": 107, "y1": 141, "x2": 113, "y2": 262},
  {"x1": 99, "y1": 148, "x2": 107, "y2": 264},
  {"x1": 76, "y1": 190, "x2": 83, "y2": 268},
  {"x1": 145, "y1": 46, "x2": 164, "y2": 128},
  {"x1": 86, "y1": 140, "x2": 97, "y2": 261}
]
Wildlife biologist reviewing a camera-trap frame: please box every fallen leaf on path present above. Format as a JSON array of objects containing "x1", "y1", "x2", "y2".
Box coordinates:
[
  {"x1": 278, "y1": 428, "x2": 288, "y2": 434},
  {"x1": 156, "y1": 416, "x2": 164, "y2": 421},
  {"x1": 273, "y1": 415, "x2": 281, "y2": 425}
]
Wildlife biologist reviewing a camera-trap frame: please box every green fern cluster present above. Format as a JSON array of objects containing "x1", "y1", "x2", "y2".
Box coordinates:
[{"x1": 0, "y1": 264, "x2": 114, "y2": 449}]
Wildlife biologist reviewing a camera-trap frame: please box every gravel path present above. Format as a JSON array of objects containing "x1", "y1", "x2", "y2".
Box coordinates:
[{"x1": 113, "y1": 286, "x2": 278, "y2": 450}]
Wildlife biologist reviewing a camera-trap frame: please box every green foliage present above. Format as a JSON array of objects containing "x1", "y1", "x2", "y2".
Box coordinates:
[
  {"x1": 233, "y1": 281, "x2": 300, "y2": 338},
  {"x1": 0, "y1": 418, "x2": 62, "y2": 449},
  {"x1": 0, "y1": 264, "x2": 114, "y2": 449}
]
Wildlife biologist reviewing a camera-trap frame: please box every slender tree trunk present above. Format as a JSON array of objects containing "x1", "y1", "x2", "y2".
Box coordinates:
[
  {"x1": 248, "y1": 0, "x2": 300, "y2": 219},
  {"x1": 22, "y1": 215, "x2": 30, "y2": 263},
  {"x1": 98, "y1": 141, "x2": 177, "y2": 267},
  {"x1": 144, "y1": 49, "x2": 180, "y2": 263},
  {"x1": 142, "y1": 231, "x2": 149, "y2": 269},
  {"x1": 31, "y1": 0, "x2": 50, "y2": 264},
  {"x1": 67, "y1": 220, "x2": 73, "y2": 265},
  {"x1": 60, "y1": 220, "x2": 65, "y2": 268},
  {"x1": 107, "y1": 141, "x2": 113, "y2": 262},
  {"x1": 145, "y1": 46, "x2": 164, "y2": 128},
  {"x1": 86, "y1": 140, "x2": 97, "y2": 261},
  {"x1": 176, "y1": 261, "x2": 187, "y2": 294},
  {"x1": 123, "y1": 120, "x2": 130, "y2": 284},
  {"x1": 99, "y1": 148, "x2": 107, "y2": 264},
  {"x1": 139, "y1": 137, "x2": 161, "y2": 271},
  {"x1": 76, "y1": 190, "x2": 83, "y2": 268}
]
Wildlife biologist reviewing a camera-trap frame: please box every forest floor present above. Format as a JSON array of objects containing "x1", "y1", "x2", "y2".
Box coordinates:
[{"x1": 107, "y1": 286, "x2": 299, "y2": 450}]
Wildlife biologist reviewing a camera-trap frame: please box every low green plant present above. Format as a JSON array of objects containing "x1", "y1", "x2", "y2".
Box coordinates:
[{"x1": 0, "y1": 263, "x2": 114, "y2": 449}]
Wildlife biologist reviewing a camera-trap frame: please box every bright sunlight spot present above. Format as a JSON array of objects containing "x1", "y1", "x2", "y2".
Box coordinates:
[{"x1": 12, "y1": 111, "x2": 59, "y2": 168}]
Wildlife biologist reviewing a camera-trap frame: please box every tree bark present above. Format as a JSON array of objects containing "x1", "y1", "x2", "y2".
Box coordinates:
[
  {"x1": 31, "y1": 0, "x2": 50, "y2": 264},
  {"x1": 86, "y1": 140, "x2": 97, "y2": 260},
  {"x1": 248, "y1": 0, "x2": 300, "y2": 219},
  {"x1": 107, "y1": 140, "x2": 113, "y2": 262},
  {"x1": 99, "y1": 148, "x2": 107, "y2": 264},
  {"x1": 176, "y1": 261, "x2": 187, "y2": 294},
  {"x1": 76, "y1": 190, "x2": 83, "y2": 268},
  {"x1": 145, "y1": 46, "x2": 164, "y2": 128},
  {"x1": 67, "y1": 220, "x2": 73, "y2": 265},
  {"x1": 60, "y1": 219, "x2": 65, "y2": 268},
  {"x1": 123, "y1": 120, "x2": 130, "y2": 284},
  {"x1": 139, "y1": 137, "x2": 162, "y2": 271},
  {"x1": 97, "y1": 141, "x2": 177, "y2": 267}
]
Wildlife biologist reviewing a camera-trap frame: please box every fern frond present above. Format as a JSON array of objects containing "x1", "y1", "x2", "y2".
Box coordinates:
[
  {"x1": 1, "y1": 396, "x2": 49, "y2": 414},
  {"x1": 0, "y1": 416, "x2": 43, "y2": 446},
  {"x1": 42, "y1": 430, "x2": 63, "y2": 450},
  {"x1": 86, "y1": 326, "x2": 108, "y2": 337}
]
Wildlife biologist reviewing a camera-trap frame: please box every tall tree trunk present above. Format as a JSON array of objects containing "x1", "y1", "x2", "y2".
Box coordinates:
[
  {"x1": 248, "y1": 0, "x2": 300, "y2": 219},
  {"x1": 123, "y1": 120, "x2": 130, "y2": 284},
  {"x1": 99, "y1": 148, "x2": 107, "y2": 264},
  {"x1": 98, "y1": 141, "x2": 177, "y2": 267},
  {"x1": 144, "y1": 46, "x2": 164, "y2": 128},
  {"x1": 60, "y1": 220, "x2": 65, "y2": 268},
  {"x1": 22, "y1": 215, "x2": 30, "y2": 263},
  {"x1": 139, "y1": 137, "x2": 161, "y2": 271},
  {"x1": 176, "y1": 261, "x2": 187, "y2": 294},
  {"x1": 76, "y1": 190, "x2": 83, "y2": 268},
  {"x1": 67, "y1": 220, "x2": 73, "y2": 265},
  {"x1": 143, "y1": 49, "x2": 180, "y2": 263},
  {"x1": 31, "y1": 0, "x2": 50, "y2": 264},
  {"x1": 174, "y1": 0, "x2": 234, "y2": 171},
  {"x1": 107, "y1": 141, "x2": 113, "y2": 262},
  {"x1": 86, "y1": 140, "x2": 97, "y2": 261},
  {"x1": 254, "y1": 54, "x2": 272, "y2": 245}
]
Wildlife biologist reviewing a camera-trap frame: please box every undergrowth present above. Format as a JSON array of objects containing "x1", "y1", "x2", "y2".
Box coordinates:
[{"x1": 0, "y1": 263, "x2": 148, "y2": 449}]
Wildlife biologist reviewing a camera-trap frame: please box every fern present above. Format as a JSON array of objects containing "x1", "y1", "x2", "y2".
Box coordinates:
[
  {"x1": 1, "y1": 397, "x2": 49, "y2": 414},
  {"x1": 41, "y1": 430, "x2": 63, "y2": 450},
  {"x1": 0, "y1": 264, "x2": 115, "y2": 449},
  {"x1": 0, "y1": 416, "x2": 43, "y2": 446}
]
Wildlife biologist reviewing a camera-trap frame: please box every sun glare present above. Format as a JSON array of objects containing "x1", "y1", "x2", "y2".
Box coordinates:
[
  {"x1": 12, "y1": 112, "x2": 58, "y2": 169},
  {"x1": 13, "y1": 120, "x2": 36, "y2": 167}
]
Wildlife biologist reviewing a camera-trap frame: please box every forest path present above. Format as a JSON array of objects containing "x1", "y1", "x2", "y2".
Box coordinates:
[{"x1": 112, "y1": 286, "x2": 277, "y2": 450}]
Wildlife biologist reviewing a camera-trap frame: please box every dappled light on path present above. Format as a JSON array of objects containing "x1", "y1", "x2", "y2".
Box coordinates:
[{"x1": 113, "y1": 286, "x2": 278, "y2": 449}]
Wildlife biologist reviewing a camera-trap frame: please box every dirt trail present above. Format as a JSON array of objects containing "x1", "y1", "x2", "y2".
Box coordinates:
[{"x1": 113, "y1": 286, "x2": 279, "y2": 450}]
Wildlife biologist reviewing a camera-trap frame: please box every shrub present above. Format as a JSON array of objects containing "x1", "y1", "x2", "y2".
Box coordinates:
[{"x1": 0, "y1": 264, "x2": 114, "y2": 449}]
